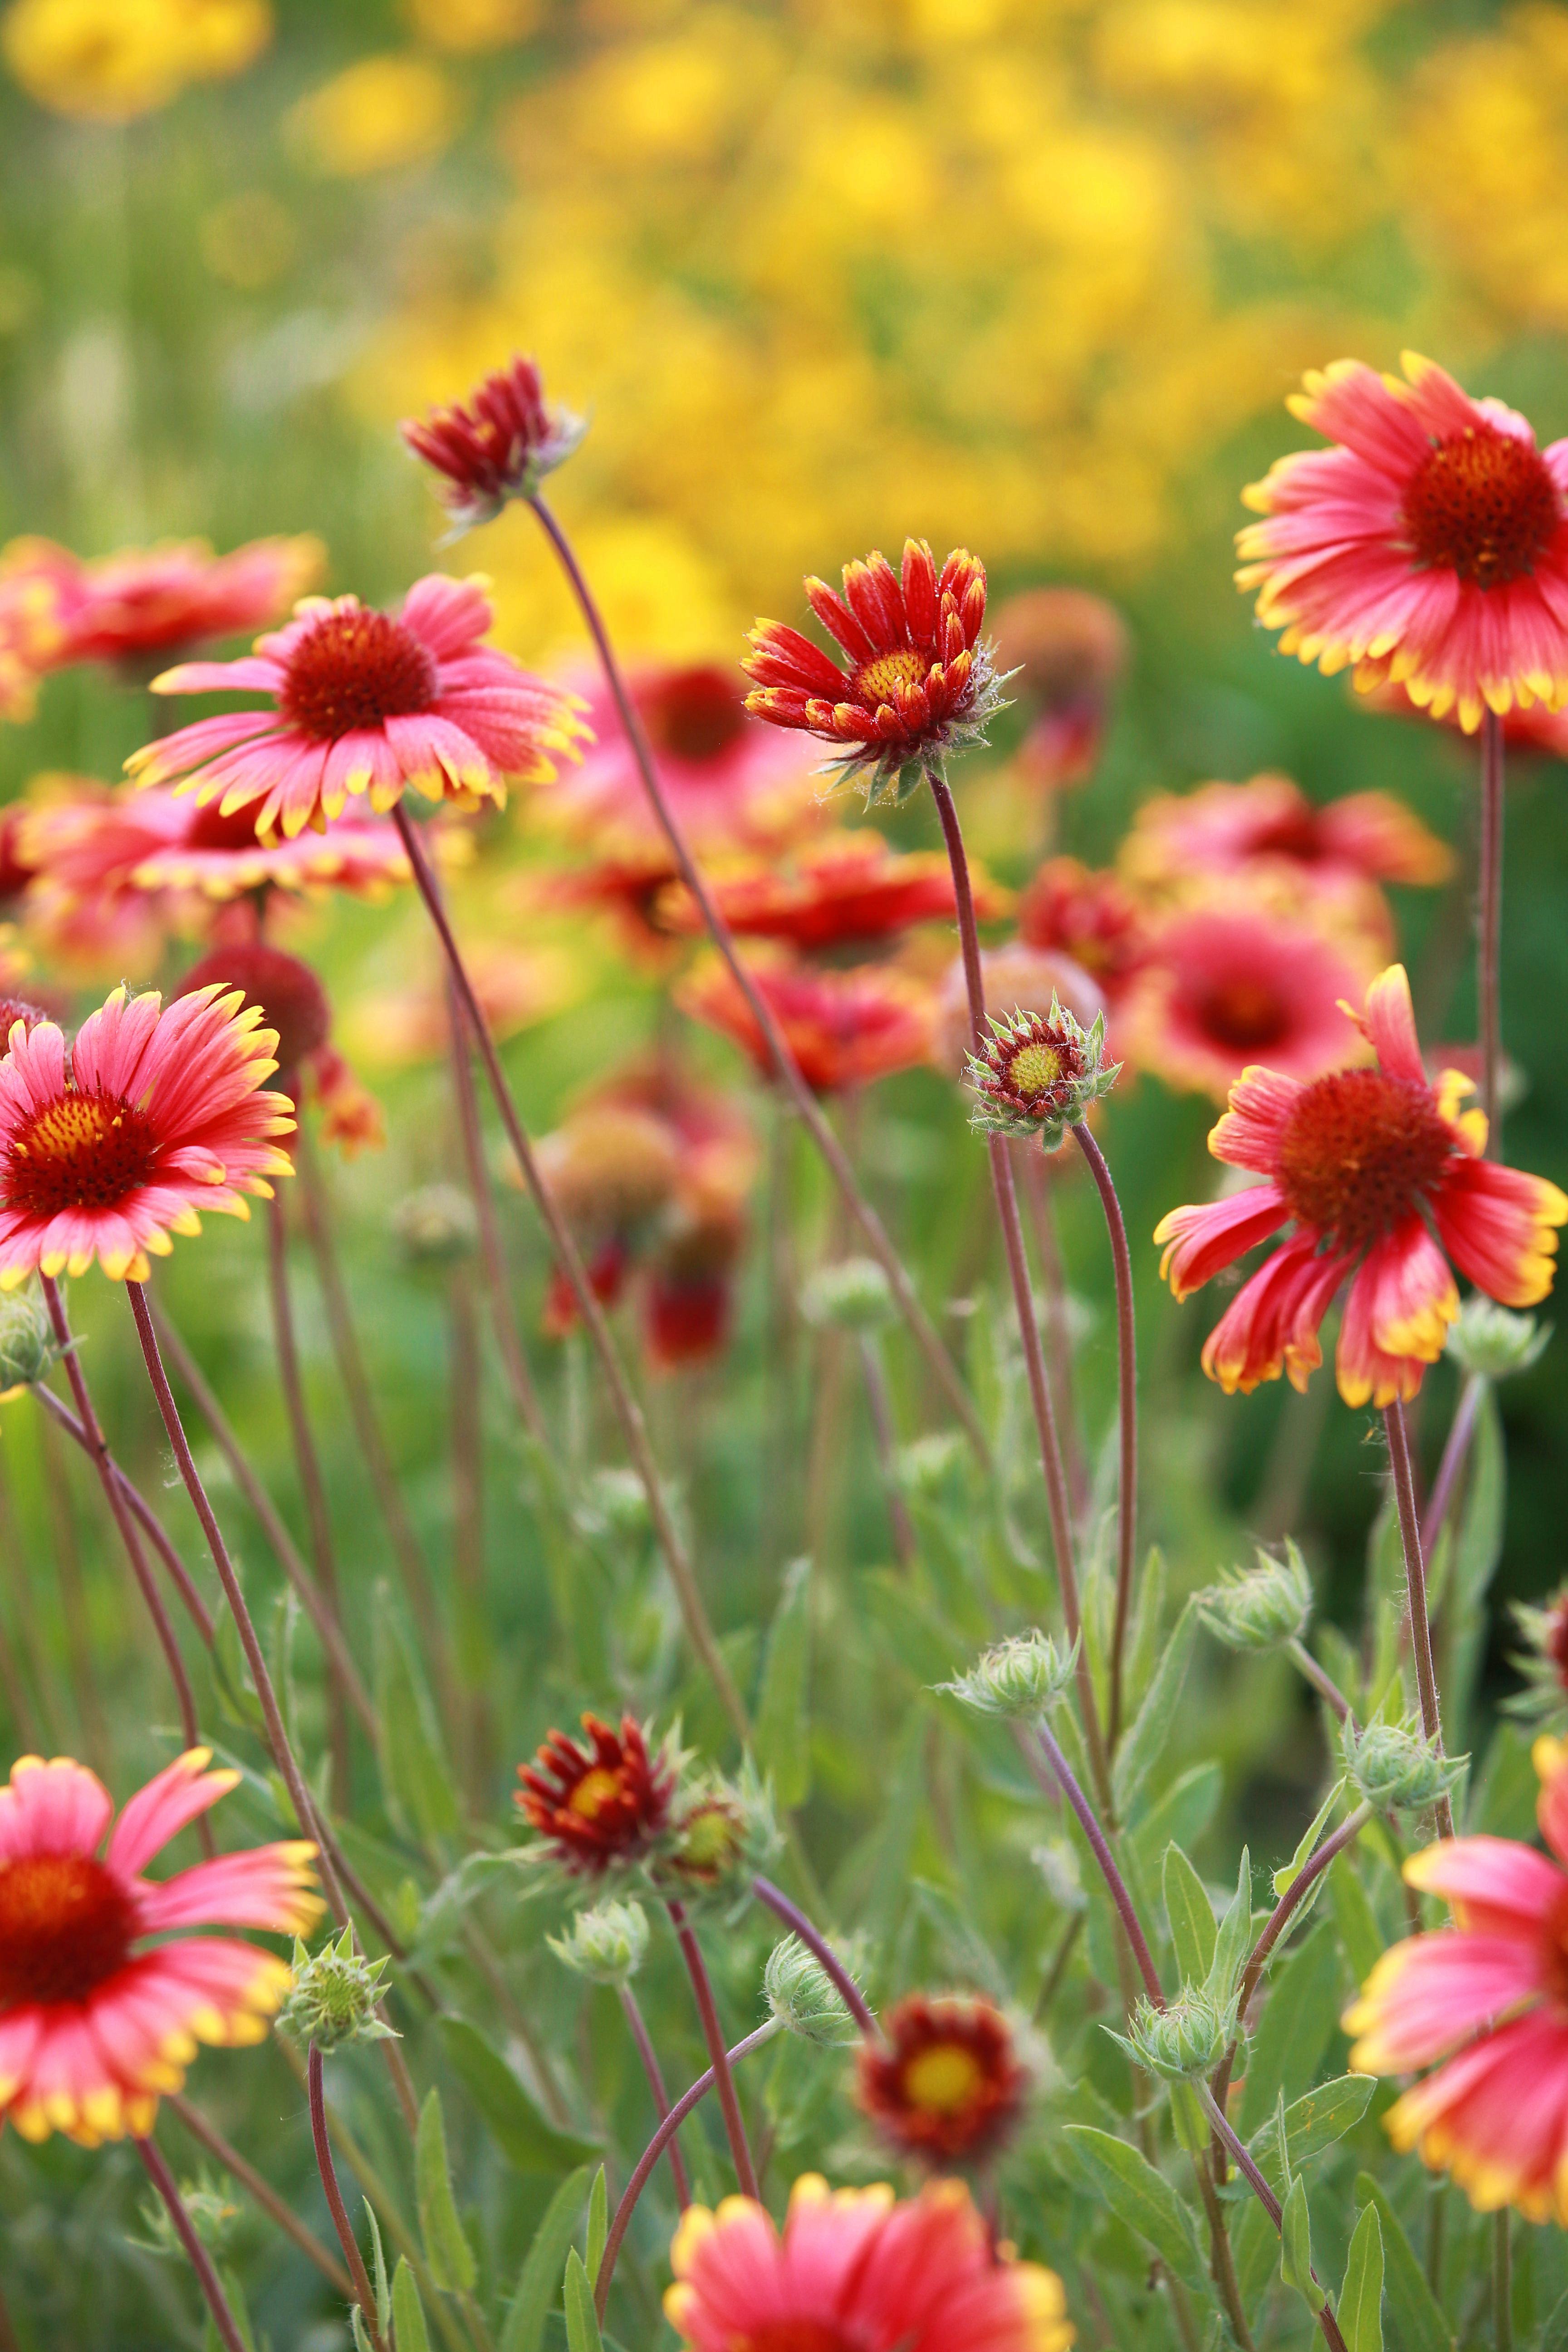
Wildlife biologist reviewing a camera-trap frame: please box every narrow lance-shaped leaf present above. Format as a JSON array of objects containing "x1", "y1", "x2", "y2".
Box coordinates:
[
  {"x1": 1206, "y1": 1846, "x2": 1252, "y2": 2004},
  {"x1": 416, "y1": 2087, "x2": 477, "y2": 2293},
  {"x1": 392, "y1": 2259, "x2": 434, "y2": 2352},
  {"x1": 1113, "y1": 1595, "x2": 1199, "y2": 1817},
  {"x1": 585, "y1": 2165, "x2": 608, "y2": 2289},
  {"x1": 755, "y1": 1556, "x2": 813, "y2": 1809},
  {"x1": 563, "y1": 2246, "x2": 606, "y2": 2352},
  {"x1": 1352, "y1": 2177, "x2": 1449, "y2": 2352},
  {"x1": 1059, "y1": 2126, "x2": 1207, "y2": 2291},
  {"x1": 499, "y1": 2166, "x2": 593, "y2": 2352},
  {"x1": 1339, "y1": 2202, "x2": 1384, "y2": 2352},
  {"x1": 440, "y1": 2019, "x2": 600, "y2": 2174},
  {"x1": 1280, "y1": 2176, "x2": 1326, "y2": 2313},
  {"x1": 1163, "y1": 1841, "x2": 1217, "y2": 1986},
  {"x1": 363, "y1": 2198, "x2": 391, "y2": 2339}
]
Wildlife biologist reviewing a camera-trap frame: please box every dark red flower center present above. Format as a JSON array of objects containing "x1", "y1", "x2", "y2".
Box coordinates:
[
  {"x1": 0, "y1": 1854, "x2": 135, "y2": 2010},
  {"x1": 851, "y1": 648, "x2": 926, "y2": 710},
  {"x1": 638, "y1": 667, "x2": 749, "y2": 765},
  {"x1": 278, "y1": 610, "x2": 436, "y2": 740},
  {"x1": 739, "y1": 2328, "x2": 856, "y2": 2352},
  {"x1": 1196, "y1": 977, "x2": 1292, "y2": 1054},
  {"x1": 4, "y1": 1090, "x2": 158, "y2": 1217},
  {"x1": 178, "y1": 942, "x2": 329, "y2": 1077},
  {"x1": 1403, "y1": 425, "x2": 1559, "y2": 589},
  {"x1": 1276, "y1": 1068, "x2": 1453, "y2": 1252},
  {"x1": 183, "y1": 799, "x2": 268, "y2": 853}
]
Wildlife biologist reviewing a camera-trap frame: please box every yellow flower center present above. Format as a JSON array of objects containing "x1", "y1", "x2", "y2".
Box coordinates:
[
  {"x1": 566, "y1": 1767, "x2": 625, "y2": 1820},
  {"x1": 1007, "y1": 1041, "x2": 1063, "y2": 1096},
  {"x1": 853, "y1": 649, "x2": 927, "y2": 708},
  {"x1": 902, "y1": 2039, "x2": 985, "y2": 2114}
]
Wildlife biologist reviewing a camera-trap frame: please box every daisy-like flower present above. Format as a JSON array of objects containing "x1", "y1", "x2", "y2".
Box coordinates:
[
  {"x1": 933, "y1": 944, "x2": 1106, "y2": 1080},
  {"x1": 967, "y1": 1002, "x2": 1116, "y2": 1149},
  {"x1": 175, "y1": 940, "x2": 382, "y2": 1154},
  {"x1": 0, "y1": 984, "x2": 295, "y2": 1287},
  {"x1": 857, "y1": 1995, "x2": 1029, "y2": 2166},
  {"x1": 537, "y1": 659, "x2": 821, "y2": 858},
  {"x1": 656, "y1": 828, "x2": 1009, "y2": 952},
  {"x1": 1124, "y1": 902, "x2": 1378, "y2": 1102},
  {"x1": 118, "y1": 785, "x2": 412, "y2": 903},
  {"x1": 666, "y1": 2173, "x2": 1072, "y2": 2352},
  {"x1": 1121, "y1": 774, "x2": 1454, "y2": 896},
  {"x1": 1154, "y1": 965, "x2": 1568, "y2": 1406},
  {"x1": 400, "y1": 354, "x2": 586, "y2": 532},
  {"x1": 992, "y1": 586, "x2": 1128, "y2": 791},
  {"x1": 0, "y1": 1748, "x2": 320, "y2": 2146},
  {"x1": 0, "y1": 534, "x2": 323, "y2": 677},
  {"x1": 678, "y1": 949, "x2": 937, "y2": 1095},
  {"x1": 1344, "y1": 1736, "x2": 1568, "y2": 2223},
  {"x1": 1237, "y1": 354, "x2": 1568, "y2": 730},
  {"x1": 128, "y1": 575, "x2": 588, "y2": 840},
  {"x1": 1016, "y1": 858, "x2": 1149, "y2": 1005},
  {"x1": 744, "y1": 540, "x2": 1004, "y2": 802},
  {"x1": 515, "y1": 1714, "x2": 676, "y2": 1877}
]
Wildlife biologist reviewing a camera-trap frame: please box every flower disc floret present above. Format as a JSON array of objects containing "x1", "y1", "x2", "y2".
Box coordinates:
[{"x1": 966, "y1": 1001, "x2": 1115, "y2": 1147}]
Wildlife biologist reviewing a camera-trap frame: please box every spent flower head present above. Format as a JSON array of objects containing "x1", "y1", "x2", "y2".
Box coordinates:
[
  {"x1": 401, "y1": 354, "x2": 587, "y2": 533},
  {"x1": 1342, "y1": 1714, "x2": 1467, "y2": 1813},
  {"x1": 1114, "y1": 1989, "x2": 1238, "y2": 2082},
  {"x1": 1198, "y1": 1543, "x2": 1313, "y2": 1652},
  {"x1": 940, "y1": 1630, "x2": 1078, "y2": 1720},
  {"x1": 0, "y1": 1283, "x2": 59, "y2": 1396},
  {"x1": 277, "y1": 1928, "x2": 397, "y2": 2052},
  {"x1": 1446, "y1": 1294, "x2": 1551, "y2": 1381},
  {"x1": 548, "y1": 1897, "x2": 650, "y2": 1988},
  {"x1": 965, "y1": 1000, "x2": 1117, "y2": 1147},
  {"x1": 764, "y1": 1933, "x2": 871, "y2": 2048},
  {"x1": 800, "y1": 1256, "x2": 896, "y2": 1333}
]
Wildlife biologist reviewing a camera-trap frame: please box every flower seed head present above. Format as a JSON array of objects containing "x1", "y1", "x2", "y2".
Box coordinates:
[
  {"x1": 392, "y1": 1182, "x2": 478, "y2": 1266},
  {"x1": 1341, "y1": 1713, "x2": 1466, "y2": 1812},
  {"x1": 764, "y1": 1932, "x2": 869, "y2": 2046},
  {"x1": 548, "y1": 1897, "x2": 649, "y2": 1987},
  {"x1": 657, "y1": 1759, "x2": 780, "y2": 1906},
  {"x1": 965, "y1": 999, "x2": 1117, "y2": 1147},
  {"x1": 940, "y1": 1630, "x2": 1079, "y2": 1720},
  {"x1": 277, "y1": 1927, "x2": 397, "y2": 2052},
  {"x1": 1198, "y1": 1542, "x2": 1313, "y2": 1652}
]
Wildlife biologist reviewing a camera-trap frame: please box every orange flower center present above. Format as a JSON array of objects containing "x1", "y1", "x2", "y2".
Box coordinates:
[
  {"x1": 566, "y1": 1767, "x2": 626, "y2": 1820},
  {"x1": 1403, "y1": 425, "x2": 1559, "y2": 588},
  {"x1": 902, "y1": 2039, "x2": 986, "y2": 2114},
  {"x1": 1197, "y1": 978, "x2": 1290, "y2": 1054},
  {"x1": 4, "y1": 1090, "x2": 158, "y2": 1218},
  {"x1": 853, "y1": 649, "x2": 926, "y2": 709},
  {"x1": 279, "y1": 610, "x2": 436, "y2": 740},
  {"x1": 1276, "y1": 1068, "x2": 1453, "y2": 1252},
  {"x1": 638, "y1": 666, "x2": 748, "y2": 764},
  {"x1": 0, "y1": 1854, "x2": 135, "y2": 2010}
]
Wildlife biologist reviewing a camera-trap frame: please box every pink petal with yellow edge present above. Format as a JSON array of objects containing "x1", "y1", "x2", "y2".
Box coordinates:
[
  {"x1": 400, "y1": 572, "x2": 494, "y2": 660},
  {"x1": 0, "y1": 1755, "x2": 112, "y2": 1861},
  {"x1": 1432, "y1": 1155, "x2": 1568, "y2": 1311},
  {"x1": 1208, "y1": 1066, "x2": 1305, "y2": 1171},
  {"x1": 1404, "y1": 1833, "x2": 1566, "y2": 1930},
  {"x1": 1386, "y1": 2011, "x2": 1568, "y2": 2222},
  {"x1": 1360, "y1": 1213, "x2": 1459, "y2": 1359},
  {"x1": 134, "y1": 1842, "x2": 321, "y2": 1936},
  {"x1": 1360, "y1": 964, "x2": 1425, "y2": 1085},
  {"x1": 1344, "y1": 1928, "x2": 1548, "y2": 2071},
  {"x1": 104, "y1": 1748, "x2": 235, "y2": 1879}
]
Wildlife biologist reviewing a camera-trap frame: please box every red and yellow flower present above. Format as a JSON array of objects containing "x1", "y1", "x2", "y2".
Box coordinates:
[
  {"x1": 1016, "y1": 858, "x2": 1149, "y2": 1005},
  {"x1": 175, "y1": 940, "x2": 382, "y2": 1155},
  {"x1": 657, "y1": 828, "x2": 1008, "y2": 952},
  {"x1": 1121, "y1": 774, "x2": 1453, "y2": 898},
  {"x1": 992, "y1": 586, "x2": 1127, "y2": 791},
  {"x1": 857, "y1": 1994, "x2": 1029, "y2": 2165},
  {"x1": 679, "y1": 948, "x2": 936, "y2": 1095},
  {"x1": 515, "y1": 1715, "x2": 676, "y2": 1877},
  {"x1": 0, "y1": 534, "x2": 322, "y2": 677},
  {"x1": 401, "y1": 353, "x2": 586, "y2": 531}
]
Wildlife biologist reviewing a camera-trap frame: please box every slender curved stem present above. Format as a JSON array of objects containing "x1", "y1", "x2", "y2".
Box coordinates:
[
  {"x1": 1421, "y1": 1372, "x2": 1485, "y2": 1557},
  {"x1": 40, "y1": 1277, "x2": 201, "y2": 1758},
  {"x1": 1030, "y1": 1718, "x2": 1161, "y2": 2004},
  {"x1": 666, "y1": 1899, "x2": 759, "y2": 2197},
  {"x1": 1479, "y1": 710, "x2": 1504, "y2": 1153},
  {"x1": 171, "y1": 2092, "x2": 353, "y2": 2298},
  {"x1": 1019, "y1": 1146, "x2": 1090, "y2": 1518},
  {"x1": 1286, "y1": 1638, "x2": 1352, "y2": 1725},
  {"x1": 925, "y1": 768, "x2": 1110, "y2": 1807},
  {"x1": 1197, "y1": 2087, "x2": 1350, "y2": 2352},
  {"x1": 309, "y1": 2044, "x2": 386, "y2": 2351},
  {"x1": 526, "y1": 491, "x2": 988, "y2": 1466},
  {"x1": 446, "y1": 973, "x2": 548, "y2": 1443},
  {"x1": 136, "y1": 2133, "x2": 249, "y2": 2352},
  {"x1": 32, "y1": 1382, "x2": 213, "y2": 1642},
  {"x1": 752, "y1": 1875, "x2": 879, "y2": 2036},
  {"x1": 618, "y1": 1985, "x2": 691, "y2": 2205},
  {"x1": 1074, "y1": 1126, "x2": 1138, "y2": 1749},
  {"x1": 595, "y1": 2020, "x2": 781, "y2": 2322},
  {"x1": 392, "y1": 801, "x2": 749, "y2": 1748},
  {"x1": 1384, "y1": 1401, "x2": 1455, "y2": 1840}
]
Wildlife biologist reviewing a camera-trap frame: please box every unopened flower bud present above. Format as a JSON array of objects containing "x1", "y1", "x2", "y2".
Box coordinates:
[
  {"x1": 965, "y1": 999, "x2": 1119, "y2": 1148},
  {"x1": 658, "y1": 1761, "x2": 780, "y2": 1902},
  {"x1": 1117, "y1": 1989, "x2": 1236, "y2": 2082},
  {"x1": 1198, "y1": 1543, "x2": 1313, "y2": 1652},
  {"x1": 1446, "y1": 1295, "x2": 1550, "y2": 1380},
  {"x1": 392, "y1": 1182, "x2": 477, "y2": 1266},
  {"x1": 277, "y1": 1928, "x2": 397, "y2": 2051},
  {"x1": 401, "y1": 353, "x2": 587, "y2": 534},
  {"x1": 801, "y1": 1257, "x2": 896, "y2": 1333},
  {"x1": 0, "y1": 1286, "x2": 58, "y2": 1397},
  {"x1": 548, "y1": 1897, "x2": 649, "y2": 1987},
  {"x1": 764, "y1": 1933, "x2": 868, "y2": 2047},
  {"x1": 940, "y1": 1630, "x2": 1078, "y2": 1720},
  {"x1": 1341, "y1": 1715, "x2": 1466, "y2": 1813}
]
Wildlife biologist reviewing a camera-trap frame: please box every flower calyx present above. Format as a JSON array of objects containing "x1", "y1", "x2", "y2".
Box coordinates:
[
  {"x1": 1341, "y1": 1713, "x2": 1466, "y2": 1814},
  {"x1": 1446, "y1": 1294, "x2": 1551, "y2": 1381},
  {"x1": 939, "y1": 1629, "x2": 1079, "y2": 1721},
  {"x1": 1198, "y1": 1542, "x2": 1313, "y2": 1653},
  {"x1": 965, "y1": 999, "x2": 1117, "y2": 1147},
  {"x1": 277, "y1": 1928, "x2": 397, "y2": 2052},
  {"x1": 765, "y1": 1932, "x2": 871, "y2": 2047},
  {"x1": 548, "y1": 1896, "x2": 650, "y2": 1988},
  {"x1": 1112, "y1": 1987, "x2": 1238, "y2": 2082}
]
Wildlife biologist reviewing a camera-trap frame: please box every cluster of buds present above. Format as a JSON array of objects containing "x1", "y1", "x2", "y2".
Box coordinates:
[
  {"x1": 801, "y1": 1256, "x2": 896, "y2": 1333},
  {"x1": 0, "y1": 1284, "x2": 59, "y2": 1399},
  {"x1": 277, "y1": 1929, "x2": 397, "y2": 2053},
  {"x1": 1341, "y1": 1714, "x2": 1467, "y2": 1814},
  {"x1": 548, "y1": 1897, "x2": 650, "y2": 1989},
  {"x1": 400, "y1": 354, "x2": 587, "y2": 534},
  {"x1": 764, "y1": 1933, "x2": 870, "y2": 2048},
  {"x1": 940, "y1": 1630, "x2": 1079, "y2": 1720},
  {"x1": 1197, "y1": 1543, "x2": 1313, "y2": 1652},
  {"x1": 1446, "y1": 1294, "x2": 1551, "y2": 1381},
  {"x1": 1115, "y1": 1989, "x2": 1238, "y2": 2082},
  {"x1": 965, "y1": 1000, "x2": 1117, "y2": 1148}
]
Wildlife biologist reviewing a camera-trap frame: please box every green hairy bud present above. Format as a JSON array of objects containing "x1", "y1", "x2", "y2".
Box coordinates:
[
  {"x1": 965, "y1": 998, "x2": 1119, "y2": 1148},
  {"x1": 764, "y1": 1933, "x2": 869, "y2": 2046},
  {"x1": 1114, "y1": 1988, "x2": 1237, "y2": 2081},
  {"x1": 548, "y1": 1897, "x2": 649, "y2": 1987},
  {"x1": 0, "y1": 1286, "x2": 58, "y2": 1396},
  {"x1": 278, "y1": 1928, "x2": 397, "y2": 2052},
  {"x1": 1341, "y1": 1714, "x2": 1467, "y2": 1813},
  {"x1": 391, "y1": 1183, "x2": 478, "y2": 1265},
  {"x1": 657, "y1": 1759, "x2": 780, "y2": 1904},
  {"x1": 800, "y1": 1256, "x2": 897, "y2": 1332},
  {"x1": 1446, "y1": 1294, "x2": 1550, "y2": 1380},
  {"x1": 939, "y1": 1629, "x2": 1079, "y2": 1719},
  {"x1": 1198, "y1": 1543, "x2": 1313, "y2": 1652}
]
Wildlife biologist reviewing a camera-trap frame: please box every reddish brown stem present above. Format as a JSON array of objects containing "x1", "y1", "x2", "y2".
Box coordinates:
[
  {"x1": 666, "y1": 1898, "x2": 759, "y2": 2197},
  {"x1": 171, "y1": 2092, "x2": 354, "y2": 2297},
  {"x1": 32, "y1": 1382, "x2": 213, "y2": 1642},
  {"x1": 1197, "y1": 2087, "x2": 1351, "y2": 2352},
  {"x1": 309, "y1": 2043, "x2": 386, "y2": 2351},
  {"x1": 752, "y1": 1875, "x2": 878, "y2": 2036},
  {"x1": 1019, "y1": 1147, "x2": 1090, "y2": 1518},
  {"x1": 1421, "y1": 1372, "x2": 1484, "y2": 1556},
  {"x1": 136, "y1": 2133, "x2": 249, "y2": 2352},
  {"x1": 618, "y1": 1984, "x2": 691, "y2": 2205},
  {"x1": 1385, "y1": 1399, "x2": 1455, "y2": 1840},
  {"x1": 1031, "y1": 1718, "x2": 1162, "y2": 2004},
  {"x1": 446, "y1": 972, "x2": 548, "y2": 1442},
  {"x1": 1073, "y1": 1126, "x2": 1138, "y2": 1749}
]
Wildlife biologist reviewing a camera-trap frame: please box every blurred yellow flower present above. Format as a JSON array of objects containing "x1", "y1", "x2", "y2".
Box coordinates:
[
  {"x1": 404, "y1": 0, "x2": 539, "y2": 52},
  {"x1": 286, "y1": 53, "x2": 459, "y2": 178},
  {"x1": 1, "y1": 0, "x2": 270, "y2": 121},
  {"x1": 199, "y1": 188, "x2": 296, "y2": 288}
]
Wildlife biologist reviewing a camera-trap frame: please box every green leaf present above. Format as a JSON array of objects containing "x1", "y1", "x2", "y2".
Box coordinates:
[
  {"x1": 1238, "y1": 1927, "x2": 1344, "y2": 2136},
  {"x1": 416, "y1": 2088, "x2": 476, "y2": 2294},
  {"x1": 1252, "y1": 2076, "x2": 1377, "y2": 2176},
  {"x1": 392, "y1": 2260, "x2": 433, "y2": 2352},
  {"x1": 1113, "y1": 1595, "x2": 1199, "y2": 1817},
  {"x1": 351, "y1": 2311, "x2": 375, "y2": 2352},
  {"x1": 363, "y1": 2199, "x2": 390, "y2": 2339},
  {"x1": 1127, "y1": 1762, "x2": 1223, "y2": 1877},
  {"x1": 1205, "y1": 1847, "x2": 1251, "y2": 2004},
  {"x1": 563, "y1": 2247, "x2": 605, "y2": 2352},
  {"x1": 499, "y1": 2166, "x2": 593, "y2": 2352},
  {"x1": 1539, "y1": 2287, "x2": 1568, "y2": 2352},
  {"x1": 754, "y1": 1556, "x2": 813, "y2": 1809},
  {"x1": 1352, "y1": 2177, "x2": 1450, "y2": 2352},
  {"x1": 1059, "y1": 2126, "x2": 1207, "y2": 2291},
  {"x1": 1448, "y1": 1389, "x2": 1504, "y2": 1742},
  {"x1": 440, "y1": 2019, "x2": 599, "y2": 2174},
  {"x1": 1280, "y1": 2176, "x2": 1326, "y2": 2312},
  {"x1": 1124, "y1": 1546, "x2": 1168, "y2": 1722},
  {"x1": 1468, "y1": 1719, "x2": 1539, "y2": 1840},
  {"x1": 1330, "y1": 1855, "x2": 1385, "y2": 1993},
  {"x1": 585, "y1": 2165, "x2": 608, "y2": 2289},
  {"x1": 1340, "y1": 2202, "x2": 1384, "y2": 2352},
  {"x1": 1273, "y1": 1781, "x2": 1347, "y2": 1913},
  {"x1": 374, "y1": 1600, "x2": 460, "y2": 1846},
  {"x1": 1162, "y1": 1842, "x2": 1217, "y2": 1986}
]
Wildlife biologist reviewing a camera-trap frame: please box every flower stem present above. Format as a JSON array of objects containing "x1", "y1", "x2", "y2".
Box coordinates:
[
  {"x1": 1073, "y1": 1126, "x2": 1138, "y2": 1749},
  {"x1": 594, "y1": 2020, "x2": 782, "y2": 2323},
  {"x1": 309, "y1": 2043, "x2": 387, "y2": 2352},
  {"x1": 171, "y1": 2092, "x2": 354, "y2": 2298},
  {"x1": 752, "y1": 1874, "x2": 879, "y2": 2036},
  {"x1": 135, "y1": 2132, "x2": 249, "y2": 2352},
  {"x1": 1286, "y1": 1638, "x2": 1353, "y2": 1725},
  {"x1": 1029, "y1": 1717, "x2": 1162, "y2": 2004},
  {"x1": 391, "y1": 801, "x2": 750, "y2": 1749},
  {"x1": 526, "y1": 490, "x2": 988, "y2": 1466},
  {"x1": 447, "y1": 1254, "x2": 494, "y2": 1803},
  {"x1": 666, "y1": 1898, "x2": 759, "y2": 2197},
  {"x1": 446, "y1": 972, "x2": 548, "y2": 1442},
  {"x1": 1421, "y1": 1371, "x2": 1485, "y2": 1556},
  {"x1": 1479, "y1": 710, "x2": 1504, "y2": 1153},
  {"x1": 1495, "y1": 2208, "x2": 1514, "y2": 2352},
  {"x1": 925, "y1": 766, "x2": 1110, "y2": 1806},
  {"x1": 1384, "y1": 1399, "x2": 1455, "y2": 1840},
  {"x1": 1018, "y1": 1146, "x2": 1090, "y2": 1518},
  {"x1": 856, "y1": 1333, "x2": 917, "y2": 1571},
  {"x1": 40, "y1": 1276, "x2": 202, "y2": 1759},
  {"x1": 1190, "y1": 2148, "x2": 1258, "y2": 2352},
  {"x1": 618, "y1": 1984, "x2": 691, "y2": 2206},
  {"x1": 32, "y1": 1382, "x2": 213, "y2": 1643},
  {"x1": 1196, "y1": 2085, "x2": 1351, "y2": 2352}
]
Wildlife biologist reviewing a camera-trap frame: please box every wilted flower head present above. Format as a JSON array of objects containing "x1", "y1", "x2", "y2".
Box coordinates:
[
  {"x1": 941, "y1": 1630, "x2": 1078, "y2": 1720},
  {"x1": 277, "y1": 1926, "x2": 396, "y2": 2052},
  {"x1": 548, "y1": 1897, "x2": 649, "y2": 1988},
  {"x1": 965, "y1": 1000, "x2": 1116, "y2": 1147},
  {"x1": 0, "y1": 1283, "x2": 59, "y2": 1396},
  {"x1": 1342, "y1": 1713, "x2": 1467, "y2": 1813},
  {"x1": 744, "y1": 539, "x2": 1004, "y2": 804},
  {"x1": 857, "y1": 1993, "x2": 1028, "y2": 2165},
  {"x1": 392, "y1": 1183, "x2": 479, "y2": 1267},
  {"x1": 401, "y1": 355, "x2": 587, "y2": 533},
  {"x1": 1446, "y1": 1294, "x2": 1551, "y2": 1381},
  {"x1": 801, "y1": 1255, "x2": 895, "y2": 1333},
  {"x1": 516, "y1": 1714, "x2": 676, "y2": 1878},
  {"x1": 1116, "y1": 1989, "x2": 1236, "y2": 2082},
  {"x1": 1198, "y1": 1543, "x2": 1313, "y2": 1652},
  {"x1": 765, "y1": 1933, "x2": 869, "y2": 2047}
]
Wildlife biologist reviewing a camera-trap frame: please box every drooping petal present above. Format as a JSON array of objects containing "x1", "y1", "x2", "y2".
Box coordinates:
[{"x1": 1153, "y1": 1185, "x2": 1290, "y2": 1299}]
